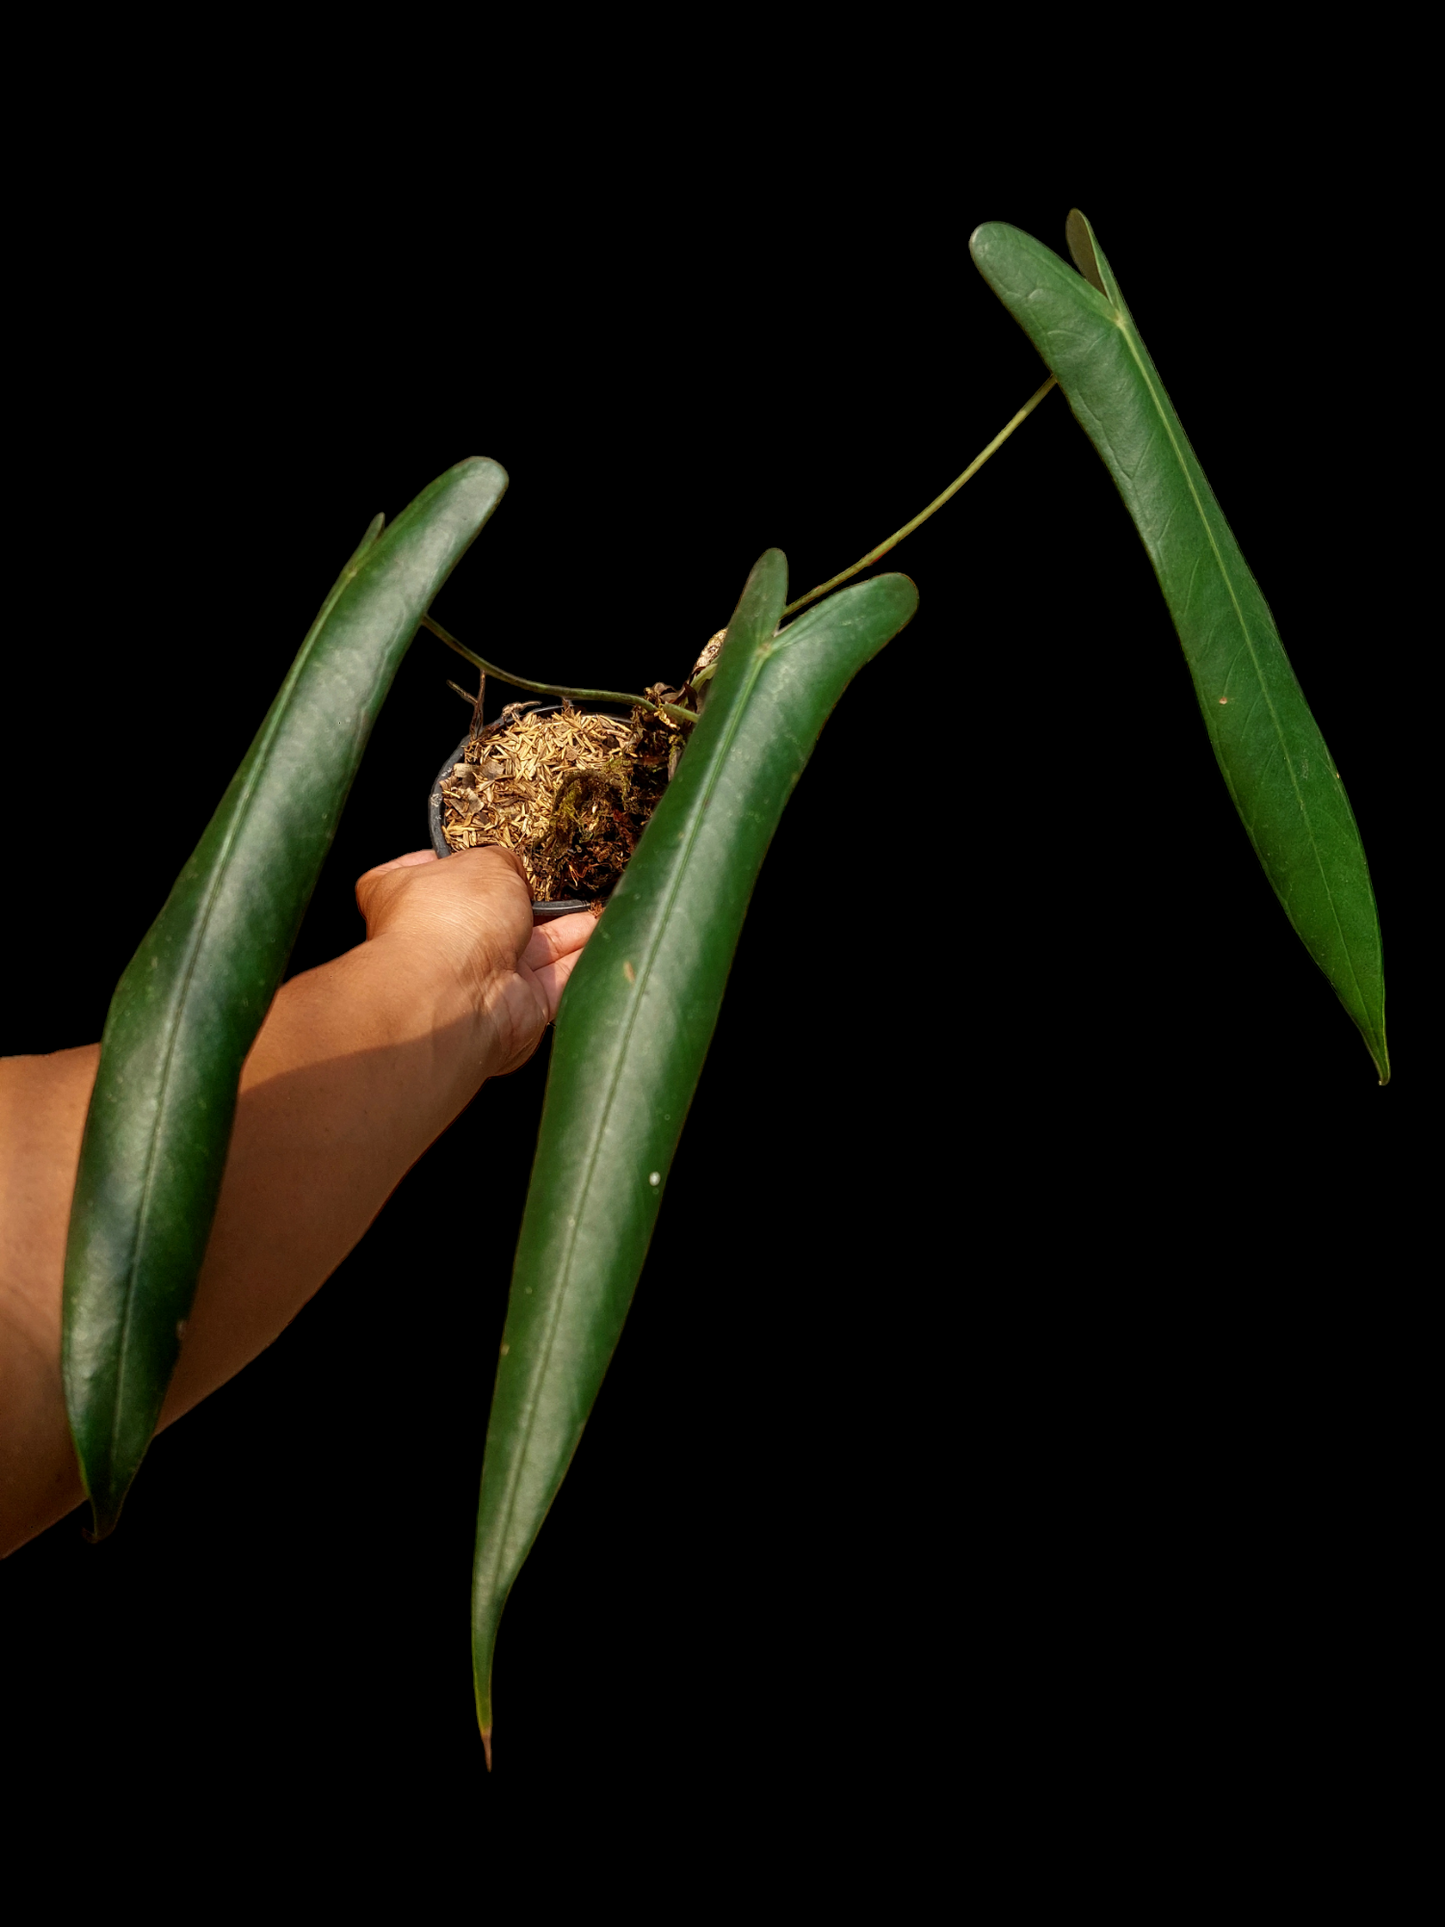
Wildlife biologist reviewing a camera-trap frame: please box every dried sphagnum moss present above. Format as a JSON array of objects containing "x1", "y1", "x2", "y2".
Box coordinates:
[{"x1": 438, "y1": 703, "x2": 678, "y2": 902}]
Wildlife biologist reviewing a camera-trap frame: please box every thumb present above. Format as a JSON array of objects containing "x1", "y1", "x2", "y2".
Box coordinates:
[{"x1": 354, "y1": 849, "x2": 439, "y2": 930}]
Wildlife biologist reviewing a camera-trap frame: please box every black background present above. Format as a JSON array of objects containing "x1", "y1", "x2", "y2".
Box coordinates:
[{"x1": 3, "y1": 147, "x2": 1430, "y2": 1852}]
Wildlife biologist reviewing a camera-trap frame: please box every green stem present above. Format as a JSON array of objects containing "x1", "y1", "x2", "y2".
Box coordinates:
[
  {"x1": 779, "y1": 376, "x2": 1058, "y2": 619},
  {"x1": 431, "y1": 380, "x2": 1054, "y2": 707},
  {"x1": 422, "y1": 615, "x2": 697, "y2": 726}
]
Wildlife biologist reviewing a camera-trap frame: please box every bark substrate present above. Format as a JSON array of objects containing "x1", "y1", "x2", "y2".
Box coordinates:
[{"x1": 437, "y1": 702, "x2": 683, "y2": 902}]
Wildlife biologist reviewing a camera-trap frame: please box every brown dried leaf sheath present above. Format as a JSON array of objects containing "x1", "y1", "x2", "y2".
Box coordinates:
[{"x1": 438, "y1": 705, "x2": 678, "y2": 901}]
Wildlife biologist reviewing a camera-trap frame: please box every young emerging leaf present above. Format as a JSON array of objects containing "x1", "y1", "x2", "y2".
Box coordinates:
[
  {"x1": 970, "y1": 212, "x2": 1387, "y2": 1082},
  {"x1": 62, "y1": 458, "x2": 509, "y2": 1536},
  {"x1": 471, "y1": 552, "x2": 918, "y2": 1758}
]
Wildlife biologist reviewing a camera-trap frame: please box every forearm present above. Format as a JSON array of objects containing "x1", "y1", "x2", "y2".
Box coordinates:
[
  {"x1": 1, "y1": 940, "x2": 490, "y2": 1552},
  {"x1": 163, "y1": 936, "x2": 489, "y2": 1420}
]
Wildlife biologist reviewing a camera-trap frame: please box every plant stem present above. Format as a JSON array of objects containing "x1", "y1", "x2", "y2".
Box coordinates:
[
  {"x1": 430, "y1": 379, "x2": 1054, "y2": 708},
  {"x1": 779, "y1": 376, "x2": 1058, "y2": 619},
  {"x1": 422, "y1": 615, "x2": 697, "y2": 726}
]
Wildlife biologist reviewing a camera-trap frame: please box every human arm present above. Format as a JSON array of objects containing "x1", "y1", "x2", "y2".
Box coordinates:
[{"x1": 0, "y1": 846, "x2": 596, "y2": 1555}]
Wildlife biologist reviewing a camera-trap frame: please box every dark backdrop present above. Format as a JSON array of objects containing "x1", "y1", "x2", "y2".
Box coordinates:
[{"x1": 3, "y1": 168, "x2": 1428, "y2": 1845}]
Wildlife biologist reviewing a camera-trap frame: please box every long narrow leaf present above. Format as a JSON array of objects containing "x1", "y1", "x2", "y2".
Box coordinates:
[
  {"x1": 471, "y1": 551, "x2": 918, "y2": 1754},
  {"x1": 62, "y1": 457, "x2": 509, "y2": 1535},
  {"x1": 970, "y1": 212, "x2": 1387, "y2": 1081}
]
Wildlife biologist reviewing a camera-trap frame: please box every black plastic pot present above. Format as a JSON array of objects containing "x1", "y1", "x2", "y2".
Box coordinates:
[{"x1": 427, "y1": 703, "x2": 633, "y2": 923}]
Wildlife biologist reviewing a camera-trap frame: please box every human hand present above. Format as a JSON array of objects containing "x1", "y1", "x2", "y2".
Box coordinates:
[{"x1": 354, "y1": 846, "x2": 598, "y2": 1078}]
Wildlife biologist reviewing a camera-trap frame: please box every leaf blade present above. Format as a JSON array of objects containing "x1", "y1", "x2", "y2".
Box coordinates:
[
  {"x1": 62, "y1": 457, "x2": 508, "y2": 1534},
  {"x1": 970, "y1": 213, "x2": 1387, "y2": 1081},
  {"x1": 471, "y1": 553, "x2": 919, "y2": 1745}
]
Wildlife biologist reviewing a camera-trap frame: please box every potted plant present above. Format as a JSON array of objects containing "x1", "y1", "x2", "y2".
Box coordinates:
[{"x1": 44, "y1": 209, "x2": 1390, "y2": 1772}]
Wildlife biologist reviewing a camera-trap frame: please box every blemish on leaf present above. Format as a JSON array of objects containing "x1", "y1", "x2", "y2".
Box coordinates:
[
  {"x1": 499, "y1": 1341, "x2": 509, "y2": 1356},
  {"x1": 1219, "y1": 697, "x2": 1228, "y2": 705},
  {"x1": 648, "y1": 1172, "x2": 660, "y2": 1186},
  {"x1": 623, "y1": 961, "x2": 636, "y2": 983}
]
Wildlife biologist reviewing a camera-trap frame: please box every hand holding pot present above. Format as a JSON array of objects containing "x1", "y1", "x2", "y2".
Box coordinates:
[
  {"x1": 355, "y1": 845, "x2": 598, "y2": 1077},
  {"x1": 0, "y1": 845, "x2": 598, "y2": 1554}
]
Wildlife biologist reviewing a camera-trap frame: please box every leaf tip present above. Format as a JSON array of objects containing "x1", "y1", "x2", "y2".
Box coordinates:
[
  {"x1": 81, "y1": 1500, "x2": 120, "y2": 1544},
  {"x1": 1065, "y1": 209, "x2": 1108, "y2": 296},
  {"x1": 480, "y1": 1727, "x2": 493, "y2": 1772},
  {"x1": 1365, "y1": 1022, "x2": 1390, "y2": 1086},
  {"x1": 967, "y1": 222, "x2": 1000, "y2": 268},
  {"x1": 452, "y1": 454, "x2": 510, "y2": 495}
]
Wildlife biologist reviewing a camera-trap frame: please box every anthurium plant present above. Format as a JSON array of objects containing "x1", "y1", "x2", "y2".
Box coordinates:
[{"x1": 58, "y1": 211, "x2": 1388, "y2": 1764}]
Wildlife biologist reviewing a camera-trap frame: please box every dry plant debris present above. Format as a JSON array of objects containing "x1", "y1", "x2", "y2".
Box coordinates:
[{"x1": 438, "y1": 703, "x2": 680, "y2": 902}]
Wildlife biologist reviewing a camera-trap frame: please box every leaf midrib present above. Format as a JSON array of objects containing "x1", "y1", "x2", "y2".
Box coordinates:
[
  {"x1": 105, "y1": 543, "x2": 377, "y2": 1475},
  {"x1": 1112, "y1": 312, "x2": 1367, "y2": 1019},
  {"x1": 484, "y1": 627, "x2": 781, "y2": 1580}
]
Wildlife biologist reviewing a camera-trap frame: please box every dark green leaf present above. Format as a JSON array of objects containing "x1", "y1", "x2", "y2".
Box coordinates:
[
  {"x1": 62, "y1": 457, "x2": 508, "y2": 1535},
  {"x1": 970, "y1": 212, "x2": 1388, "y2": 1081},
  {"x1": 471, "y1": 552, "x2": 918, "y2": 1752}
]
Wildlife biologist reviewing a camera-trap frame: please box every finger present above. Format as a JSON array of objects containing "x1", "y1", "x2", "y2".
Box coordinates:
[
  {"x1": 455, "y1": 842, "x2": 528, "y2": 887},
  {"x1": 355, "y1": 850, "x2": 438, "y2": 921},
  {"x1": 358, "y1": 850, "x2": 438, "y2": 883},
  {"x1": 521, "y1": 909, "x2": 599, "y2": 971},
  {"x1": 529, "y1": 943, "x2": 588, "y2": 1020},
  {"x1": 355, "y1": 842, "x2": 529, "y2": 945},
  {"x1": 447, "y1": 847, "x2": 533, "y2": 955}
]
